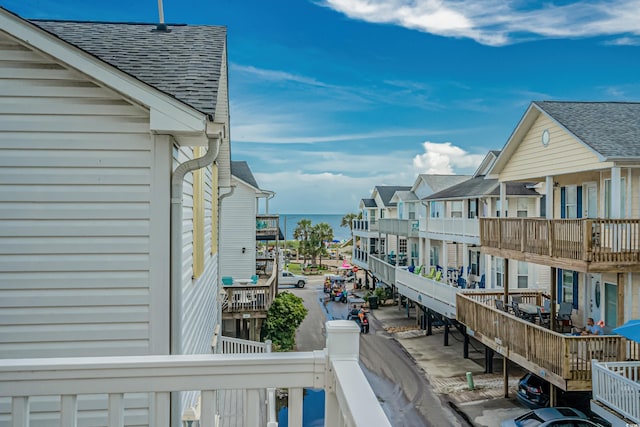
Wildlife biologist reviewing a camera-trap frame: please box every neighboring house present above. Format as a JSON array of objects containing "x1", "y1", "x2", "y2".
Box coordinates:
[
  {"x1": 0, "y1": 8, "x2": 229, "y2": 423},
  {"x1": 456, "y1": 101, "x2": 640, "y2": 406},
  {"x1": 220, "y1": 161, "x2": 277, "y2": 341}
]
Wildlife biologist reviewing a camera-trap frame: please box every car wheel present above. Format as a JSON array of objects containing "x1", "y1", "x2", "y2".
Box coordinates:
[{"x1": 297, "y1": 281, "x2": 305, "y2": 288}]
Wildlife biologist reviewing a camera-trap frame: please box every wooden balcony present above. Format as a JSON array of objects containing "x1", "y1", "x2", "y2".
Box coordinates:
[
  {"x1": 222, "y1": 269, "x2": 277, "y2": 319},
  {"x1": 256, "y1": 214, "x2": 279, "y2": 239},
  {"x1": 479, "y1": 218, "x2": 640, "y2": 272},
  {"x1": 456, "y1": 290, "x2": 630, "y2": 391}
]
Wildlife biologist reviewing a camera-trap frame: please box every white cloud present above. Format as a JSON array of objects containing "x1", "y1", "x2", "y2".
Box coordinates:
[
  {"x1": 604, "y1": 36, "x2": 640, "y2": 46},
  {"x1": 318, "y1": 0, "x2": 640, "y2": 46},
  {"x1": 412, "y1": 141, "x2": 485, "y2": 174},
  {"x1": 245, "y1": 140, "x2": 484, "y2": 213}
]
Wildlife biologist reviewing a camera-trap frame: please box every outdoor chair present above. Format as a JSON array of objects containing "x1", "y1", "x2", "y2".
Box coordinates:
[
  {"x1": 555, "y1": 302, "x2": 574, "y2": 332},
  {"x1": 457, "y1": 277, "x2": 467, "y2": 288},
  {"x1": 414, "y1": 265, "x2": 422, "y2": 275},
  {"x1": 221, "y1": 276, "x2": 233, "y2": 286},
  {"x1": 424, "y1": 267, "x2": 436, "y2": 279},
  {"x1": 250, "y1": 274, "x2": 259, "y2": 284},
  {"x1": 537, "y1": 307, "x2": 551, "y2": 328},
  {"x1": 495, "y1": 299, "x2": 507, "y2": 312},
  {"x1": 434, "y1": 270, "x2": 443, "y2": 282}
]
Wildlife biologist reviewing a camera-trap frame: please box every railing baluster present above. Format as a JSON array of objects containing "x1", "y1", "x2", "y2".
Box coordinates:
[
  {"x1": 11, "y1": 396, "x2": 29, "y2": 427},
  {"x1": 60, "y1": 395, "x2": 77, "y2": 427},
  {"x1": 153, "y1": 392, "x2": 170, "y2": 426},
  {"x1": 200, "y1": 390, "x2": 216, "y2": 427},
  {"x1": 108, "y1": 393, "x2": 124, "y2": 427},
  {"x1": 288, "y1": 387, "x2": 303, "y2": 427}
]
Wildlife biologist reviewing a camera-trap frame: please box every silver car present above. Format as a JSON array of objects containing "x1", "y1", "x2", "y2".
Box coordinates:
[{"x1": 500, "y1": 407, "x2": 600, "y2": 427}]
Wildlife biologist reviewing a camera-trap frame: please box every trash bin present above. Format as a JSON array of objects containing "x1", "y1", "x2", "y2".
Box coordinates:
[{"x1": 368, "y1": 295, "x2": 378, "y2": 309}]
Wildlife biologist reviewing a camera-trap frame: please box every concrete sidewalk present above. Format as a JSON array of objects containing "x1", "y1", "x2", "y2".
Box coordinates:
[{"x1": 365, "y1": 299, "x2": 530, "y2": 426}]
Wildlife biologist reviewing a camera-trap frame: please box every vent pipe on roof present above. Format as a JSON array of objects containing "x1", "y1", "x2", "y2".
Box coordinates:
[{"x1": 154, "y1": 0, "x2": 170, "y2": 32}]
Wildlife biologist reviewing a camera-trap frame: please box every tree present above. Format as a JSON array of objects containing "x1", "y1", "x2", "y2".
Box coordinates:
[
  {"x1": 340, "y1": 212, "x2": 361, "y2": 234},
  {"x1": 293, "y1": 219, "x2": 312, "y2": 265},
  {"x1": 262, "y1": 291, "x2": 308, "y2": 351},
  {"x1": 311, "y1": 222, "x2": 333, "y2": 266}
]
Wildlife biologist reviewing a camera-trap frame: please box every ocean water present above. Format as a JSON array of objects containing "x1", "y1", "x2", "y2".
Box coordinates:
[{"x1": 280, "y1": 213, "x2": 351, "y2": 242}]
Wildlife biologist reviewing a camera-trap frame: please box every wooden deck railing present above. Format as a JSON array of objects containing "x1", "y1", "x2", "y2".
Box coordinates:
[
  {"x1": 256, "y1": 214, "x2": 279, "y2": 236},
  {"x1": 457, "y1": 290, "x2": 628, "y2": 390},
  {"x1": 480, "y1": 218, "x2": 640, "y2": 266},
  {"x1": 222, "y1": 268, "x2": 277, "y2": 314}
]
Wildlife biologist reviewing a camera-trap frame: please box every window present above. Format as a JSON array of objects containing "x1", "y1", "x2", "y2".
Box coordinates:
[
  {"x1": 564, "y1": 186, "x2": 578, "y2": 219},
  {"x1": 192, "y1": 147, "x2": 205, "y2": 279},
  {"x1": 493, "y1": 257, "x2": 504, "y2": 288},
  {"x1": 469, "y1": 250, "x2": 480, "y2": 275},
  {"x1": 451, "y1": 201, "x2": 463, "y2": 218},
  {"x1": 380, "y1": 238, "x2": 386, "y2": 254},
  {"x1": 468, "y1": 199, "x2": 477, "y2": 218},
  {"x1": 430, "y1": 201, "x2": 443, "y2": 218},
  {"x1": 604, "y1": 178, "x2": 626, "y2": 217},
  {"x1": 516, "y1": 198, "x2": 528, "y2": 218},
  {"x1": 408, "y1": 203, "x2": 416, "y2": 220},
  {"x1": 399, "y1": 238, "x2": 407, "y2": 254},
  {"x1": 517, "y1": 262, "x2": 528, "y2": 288},
  {"x1": 495, "y1": 200, "x2": 502, "y2": 217},
  {"x1": 562, "y1": 270, "x2": 574, "y2": 305},
  {"x1": 605, "y1": 282, "x2": 617, "y2": 329},
  {"x1": 398, "y1": 201, "x2": 404, "y2": 219},
  {"x1": 430, "y1": 246, "x2": 439, "y2": 267}
]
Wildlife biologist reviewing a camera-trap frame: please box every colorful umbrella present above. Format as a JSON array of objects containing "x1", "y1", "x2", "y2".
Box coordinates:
[{"x1": 613, "y1": 319, "x2": 640, "y2": 343}]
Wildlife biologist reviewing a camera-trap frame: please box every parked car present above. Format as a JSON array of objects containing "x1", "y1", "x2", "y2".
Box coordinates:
[
  {"x1": 500, "y1": 407, "x2": 592, "y2": 427},
  {"x1": 516, "y1": 373, "x2": 550, "y2": 408},
  {"x1": 279, "y1": 270, "x2": 307, "y2": 288}
]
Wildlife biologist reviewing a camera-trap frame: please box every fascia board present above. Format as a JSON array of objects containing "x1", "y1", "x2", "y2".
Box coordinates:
[{"x1": 1, "y1": 10, "x2": 207, "y2": 136}]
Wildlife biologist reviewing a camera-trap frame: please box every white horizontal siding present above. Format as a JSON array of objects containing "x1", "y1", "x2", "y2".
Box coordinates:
[
  {"x1": 220, "y1": 181, "x2": 257, "y2": 279},
  {"x1": 0, "y1": 34, "x2": 159, "y2": 359}
]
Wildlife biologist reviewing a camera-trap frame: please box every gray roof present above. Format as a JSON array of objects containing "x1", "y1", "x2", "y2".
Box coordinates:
[
  {"x1": 231, "y1": 161, "x2": 259, "y2": 189},
  {"x1": 362, "y1": 198, "x2": 377, "y2": 208},
  {"x1": 375, "y1": 186, "x2": 412, "y2": 207},
  {"x1": 425, "y1": 176, "x2": 539, "y2": 200},
  {"x1": 534, "y1": 101, "x2": 640, "y2": 158},
  {"x1": 393, "y1": 191, "x2": 418, "y2": 202},
  {"x1": 31, "y1": 19, "x2": 226, "y2": 116},
  {"x1": 421, "y1": 174, "x2": 472, "y2": 193}
]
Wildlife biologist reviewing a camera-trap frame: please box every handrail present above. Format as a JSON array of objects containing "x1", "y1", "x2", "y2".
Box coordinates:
[{"x1": 592, "y1": 360, "x2": 640, "y2": 424}]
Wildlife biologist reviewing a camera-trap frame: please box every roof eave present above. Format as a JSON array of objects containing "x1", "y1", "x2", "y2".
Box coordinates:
[{"x1": 1, "y1": 8, "x2": 211, "y2": 146}]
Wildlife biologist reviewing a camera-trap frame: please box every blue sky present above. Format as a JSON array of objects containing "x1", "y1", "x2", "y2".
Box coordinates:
[{"x1": 6, "y1": 0, "x2": 640, "y2": 214}]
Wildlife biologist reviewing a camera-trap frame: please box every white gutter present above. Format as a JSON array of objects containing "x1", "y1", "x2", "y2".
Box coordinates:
[{"x1": 171, "y1": 132, "x2": 222, "y2": 356}]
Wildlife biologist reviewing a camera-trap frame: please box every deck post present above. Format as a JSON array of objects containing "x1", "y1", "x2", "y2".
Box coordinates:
[
  {"x1": 503, "y1": 357, "x2": 509, "y2": 398},
  {"x1": 324, "y1": 320, "x2": 361, "y2": 427}
]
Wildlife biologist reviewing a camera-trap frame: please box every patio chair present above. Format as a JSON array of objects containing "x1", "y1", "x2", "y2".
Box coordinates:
[
  {"x1": 555, "y1": 302, "x2": 574, "y2": 332},
  {"x1": 250, "y1": 274, "x2": 259, "y2": 284},
  {"x1": 457, "y1": 277, "x2": 467, "y2": 289},
  {"x1": 495, "y1": 299, "x2": 506, "y2": 312},
  {"x1": 434, "y1": 270, "x2": 443, "y2": 282},
  {"x1": 537, "y1": 307, "x2": 551, "y2": 327},
  {"x1": 424, "y1": 266, "x2": 436, "y2": 279},
  {"x1": 414, "y1": 265, "x2": 422, "y2": 275},
  {"x1": 477, "y1": 274, "x2": 485, "y2": 289},
  {"x1": 221, "y1": 276, "x2": 233, "y2": 286}
]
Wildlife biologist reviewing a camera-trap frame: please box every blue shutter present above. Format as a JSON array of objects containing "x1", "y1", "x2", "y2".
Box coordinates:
[
  {"x1": 572, "y1": 271, "x2": 579, "y2": 309},
  {"x1": 576, "y1": 185, "x2": 583, "y2": 219},
  {"x1": 557, "y1": 268, "x2": 563, "y2": 301},
  {"x1": 560, "y1": 187, "x2": 566, "y2": 219}
]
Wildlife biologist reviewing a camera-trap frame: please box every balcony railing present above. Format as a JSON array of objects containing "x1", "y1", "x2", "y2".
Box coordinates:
[
  {"x1": 591, "y1": 360, "x2": 640, "y2": 425},
  {"x1": 480, "y1": 218, "x2": 640, "y2": 270},
  {"x1": 395, "y1": 268, "x2": 457, "y2": 318},
  {"x1": 368, "y1": 255, "x2": 396, "y2": 286},
  {"x1": 352, "y1": 219, "x2": 378, "y2": 232},
  {"x1": 378, "y1": 219, "x2": 419, "y2": 237},
  {"x1": 0, "y1": 321, "x2": 391, "y2": 427},
  {"x1": 456, "y1": 290, "x2": 628, "y2": 391},
  {"x1": 427, "y1": 217, "x2": 479, "y2": 240},
  {"x1": 352, "y1": 247, "x2": 369, "y2": 267},
  {"x1": 256, "y1": 214, "x2": 279, "y2": 237},
  {"x1": 222, "y1": 268, "x2": 277, "y2": 315}
]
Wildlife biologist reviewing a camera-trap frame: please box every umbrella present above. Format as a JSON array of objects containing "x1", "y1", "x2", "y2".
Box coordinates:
[{"x1": 613, "y1": 319, "x2": 640, "y2": 343}]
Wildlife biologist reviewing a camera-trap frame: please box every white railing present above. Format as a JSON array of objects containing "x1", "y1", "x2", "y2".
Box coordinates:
[
  {"x1": 427, "y1": 217, "x2": 479, "y2": 240},
  {"x1": 0, "y1": 321, "x2": 390, "y2": 427},
  {"x1": 591, "y1": 360, "x2": 640, "y2": 425},
  {"x1": 368, "y1": 255, "x2": 395, "y2": 286},
  {"x1": 395, "y1": 268, "x2": 458, "y2": 318},
  {"x1": 220, "y1": 335, "x2": 271, "y2": 354},
  {"x1": 378, "y1": 219, "x2": 419, "y2": 237}
]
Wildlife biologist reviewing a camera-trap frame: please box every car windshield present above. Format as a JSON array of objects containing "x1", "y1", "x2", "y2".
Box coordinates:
[{"x1": 515, "y1": 411, "x2": 544, "y2": 425}]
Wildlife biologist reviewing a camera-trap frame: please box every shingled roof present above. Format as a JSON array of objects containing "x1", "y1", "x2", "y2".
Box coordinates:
[
  {"x1": 31, "y1": 19, "x2": 226, "y2": 116},
  {"x1": 424, "y1": 176, "x2": 539, "y2": 200},
  {"x1": 375, "y1": 186, "x2": 412, "y2": 207},
  {"x1": 361, "y1": 198, "x2": 377, "y2": 208},
  {"x1": 231, "y1": 161, "x2": 260, "y2": 190},
  {"x1": 534, "y1": 101, "x2": 640, "y2": 158}
]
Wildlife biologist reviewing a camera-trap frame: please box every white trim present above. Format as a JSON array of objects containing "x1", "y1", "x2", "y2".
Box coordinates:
[{"x1": 0, "y1": 9, "x2": 208, "y2": 137}]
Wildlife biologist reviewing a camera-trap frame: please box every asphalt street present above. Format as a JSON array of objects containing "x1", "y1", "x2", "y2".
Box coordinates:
[{"x1": 288, "y1": 275, "x2": 465, "y2": 427}]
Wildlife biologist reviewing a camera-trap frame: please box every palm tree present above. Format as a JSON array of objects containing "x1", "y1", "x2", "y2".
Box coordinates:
[
  {"x1": 313, "y1": 222, "x2": 334, "y2": 267},
  {"x1": 293, "y1": 219, "x2": 312, "y2": 265},
  {"x1": 340, "y1": 212, "x2": 360, "y2": 234}
]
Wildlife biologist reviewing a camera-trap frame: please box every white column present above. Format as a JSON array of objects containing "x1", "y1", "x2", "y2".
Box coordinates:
[
  {"x1": 545, "y1": 176, "x2": 554, "y2": 219},
  {"x1": 611, "y1": 167, "x2": 621, "y2": 218},
  {"x1": 324, "y1": 321, "x2": 360, "y2": 427},
  {"x1": 500, "y1": 182, "x2": 507, "y2": 217}
]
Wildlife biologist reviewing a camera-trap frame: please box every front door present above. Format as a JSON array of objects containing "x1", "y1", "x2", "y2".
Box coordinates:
[{"x1": 588, "y1": 274, "x2": 602, "y2": 323}]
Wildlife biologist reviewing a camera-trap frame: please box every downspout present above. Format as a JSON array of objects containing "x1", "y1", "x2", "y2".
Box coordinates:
[{"x1": 171, "y1": 132, "x2": 222, "y2": 356}]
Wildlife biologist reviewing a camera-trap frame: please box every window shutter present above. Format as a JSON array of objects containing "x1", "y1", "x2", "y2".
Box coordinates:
[
  {"x1": 560, "y1": 187, "x2": 566, "y2": 219},
  {"x1": 557, "y1": 268, "x2": 563, "y2": 301},
  {"x1": 572, "y1": 271, "x2": 579, "y2": 309},
  {"x1": 577, "y1": 186, "x2": 583, "y2": 219}
]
